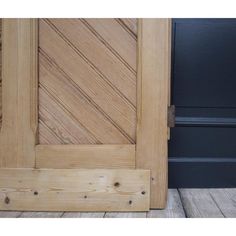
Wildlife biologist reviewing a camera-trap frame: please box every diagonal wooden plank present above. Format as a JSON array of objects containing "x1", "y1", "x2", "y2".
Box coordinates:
[
  {"x1": 84, "y1": 18, "x2": 137, "y2": 72},
  {"x1": 39, "y1": 52, "x2": 130, "y2": 144},
  {"x1": 49, "y1": 19, "x2": 136, "y2": 106},
  {"x1": 147, "y1": 189, "x2": 186, "y2": 218},
  {"x1": 209, "y1": 188, "x2": 236, "y2": 218},
  {"x1": 62, "y1": 212, "x2": 105, "y2": 218},
  {"x1": 118, "y1": 19, "x2": 137, "y2": 37},
  {"x1": 39, "y1": 20, "x2": 136, "y2": 143},
  {"x1": 179, "y1": 189, "x2": 224, "y2": 218},
  {"x1": 39, "y1": 86, "x2": 98, "y2": 144},
  {"x1": 39, "y1": 121, "x2": 66, "y2": 144}
]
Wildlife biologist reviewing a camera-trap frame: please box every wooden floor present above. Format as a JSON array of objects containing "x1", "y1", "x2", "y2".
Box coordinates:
[{"x1": 0, "y1": 189, "x2": 236, "y2": 218}]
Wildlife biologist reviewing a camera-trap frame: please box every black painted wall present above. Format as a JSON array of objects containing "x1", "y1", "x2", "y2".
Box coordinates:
[{"x1": 169, "y1": 19, "x2": 236, "y2": 188}]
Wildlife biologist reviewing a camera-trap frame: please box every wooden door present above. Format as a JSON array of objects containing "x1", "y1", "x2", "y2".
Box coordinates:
[{"x1": 0, "y1": 19, "x2": 171, "y2": 211}]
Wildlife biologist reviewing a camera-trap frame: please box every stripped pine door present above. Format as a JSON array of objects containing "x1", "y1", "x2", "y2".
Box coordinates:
[{"x1": 0, "y1": 19, "x2": 171, "y2": 211}]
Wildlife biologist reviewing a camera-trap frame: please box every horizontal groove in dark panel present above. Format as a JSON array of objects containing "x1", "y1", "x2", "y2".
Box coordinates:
[
  {"x1": 175, "y1": 116, "x2": 236, "y2": 127},
  {"x1": 169, "y1": 157, "x2": 236, "y2": 163}
]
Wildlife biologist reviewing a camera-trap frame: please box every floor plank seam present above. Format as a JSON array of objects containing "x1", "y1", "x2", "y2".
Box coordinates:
[
  {"x1": 208, "y1": 191, "x2": 226, "y2": 218},
  {"x1": 17, "y1": 212, "x2": 23, "y2": 218},
  {"x1": 177, "y1": 188, "x2": 188, "y2": 218}
]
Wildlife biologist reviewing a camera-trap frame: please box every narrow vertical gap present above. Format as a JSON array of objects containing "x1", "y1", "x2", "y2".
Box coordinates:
[{"x1": 177, "y1": 188, "x2": 188, "y2": 218}]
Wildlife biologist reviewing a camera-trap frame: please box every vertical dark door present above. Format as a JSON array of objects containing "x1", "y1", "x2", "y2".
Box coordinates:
[{"x1": 169, "y1": 19, "x2": 236, "y2": 187}]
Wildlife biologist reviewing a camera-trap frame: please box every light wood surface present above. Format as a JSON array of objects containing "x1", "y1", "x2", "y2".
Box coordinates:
[
  {"x1": 39, "y1": 19, "x2": 137, "y2": 144},
  {"x1": 2, "y1": 188, "x2": 235, "y2": 218},
  {"x1": 136, "y1": 19, "x2": 171, "y2": 208},
  {"x1": 179, "y1": 189, "x2": 224, "y2": 218},
  {"x1": 0, "y1": 168, "x2": 150, "y2": 211},
  {"x1": 118, "y1": 19, "x2": 137, "y2": 37},
  {"x1": 0, "y1": 19, "x2": 38, "y2": 168},
  {"x1": 36, "y1": 144, "x2": 135, "y2": 169}
]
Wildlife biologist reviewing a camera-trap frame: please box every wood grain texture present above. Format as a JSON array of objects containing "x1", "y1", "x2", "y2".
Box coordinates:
[
  {"x1": 36, "y1": 144, "x2": 135, "y2": 169},
  {"x1": 0, "y1": 169, "x2": 150, "y2": 211},
  {"x1": 136, "y1": 19, "x2": 171, "y2": 208},
  {"x1": 20, "y1": 212, "x2": 63, "y2": 218},
  {"x1": 62, "y1": 212, "x2": 105, "y2": 218},
  {"x1": 179, "y1": 189, "x2": 224, "y2": 218},
  {"x1": 0, "y1": 211, "x2": 22, "y2": 218},
  {"x1": 209, "y1": 189, "x2": 236, "y2": 217},
  {"x1": 104, "y1": 212, "x2": 146, "y2": 218},
  {"x1": 118, "y1": 19, "x2": 137, "y2": 37},
  {"x1": 147, "y1": 189, "x2": 185, "y2": 218},
  {"x1": 0, "y1": 19, "x2": 38, "y2": 167},
  {"x1": 39, "y1": 19, "x2": 137, "y2": 145}
]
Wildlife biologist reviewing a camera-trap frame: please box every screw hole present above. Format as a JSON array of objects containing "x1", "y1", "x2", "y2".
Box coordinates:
[
  {"x1": 34, "y1": 191, "x2": 38, "y2": 195},
  {"x1": 141, "y1": 191, "x2": 146, "y2": 195},
  {"x1": 114, "y1": 182, "x2": 120, "y2": 187},
  {"x1": 129, "y1": 200, "x2": 132, "y2": 205},
  {"x1": 84, "y1": 195, "x2": 87, "y2": 199}
]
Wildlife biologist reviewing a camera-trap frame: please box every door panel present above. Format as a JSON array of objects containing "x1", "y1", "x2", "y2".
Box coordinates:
[{"x1": 38, "y1": 19, "x2": 137, "y2": 144}]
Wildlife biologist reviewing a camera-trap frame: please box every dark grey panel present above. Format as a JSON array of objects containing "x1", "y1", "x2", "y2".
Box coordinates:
[
  {"x1": 172, "y1": 19, "x2": 236, "y2": 108},
  {"x1": 168, "y1": 126, "x2": 236, "y2": 158}
]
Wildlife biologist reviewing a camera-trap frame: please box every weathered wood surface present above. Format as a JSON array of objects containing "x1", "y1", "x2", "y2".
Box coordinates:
[
  {"x1": 104, "y1": 212, "x2": 146, "y2": 218},
  {"x1": 179, "y1": 189, "x2": 224, "y2": 218},
  {"x1": 0, "y1": 168, "x2": 150, "y2": 212},
  {"x1": 36, "y1": 144, "x2": 135, "y2": 169},
  {"x1": 20, "y1": 212, "x2": 63, "y2": 218},
  {"x1": 0, "y1": 211, "x2": 22, "y2": 218},
  {"x1": 39, "y1": 18, "x2": 137, "y2": 145},
  {"x1": 209, "y1": 189, "x2": 236, "y2": 217},
  {"x1": 136, "y1": 19, "x2": 171, "y2": 208},
  {"x1": 62, "y1": 212, "x2": 105, "y2": 218},
  {"x1": 147, "y1": 189, "x2": 185, "y2": 218}
]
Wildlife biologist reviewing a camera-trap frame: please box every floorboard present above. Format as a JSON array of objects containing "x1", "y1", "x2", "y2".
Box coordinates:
[
  {"x1": 62, "y1": 212, "x2": 105, "y2": 218},
  {"x1": 147, "y1": 189, "x2": 186, "y2": 218},
  {"x1": 179, "y1": 189, "x2": 224, "y2": 218},
  {"x1": 0, "y1": 211, "x2": 22, "y2": 218},
  {"x1": 209, "y1": 189, "x2": 236, "y2": 217},
  {"x1": 20, "y1": 212, "x2": 64, "y2": 218},
  {"x1": 104, "y1": 212, "x2": 146, "y2": 218}
]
